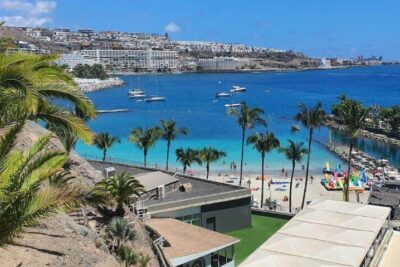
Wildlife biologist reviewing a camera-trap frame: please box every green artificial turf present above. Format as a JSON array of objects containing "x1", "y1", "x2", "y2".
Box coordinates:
[{"x1": 226, "y1": 215, "x2": 288, "y2": 265}]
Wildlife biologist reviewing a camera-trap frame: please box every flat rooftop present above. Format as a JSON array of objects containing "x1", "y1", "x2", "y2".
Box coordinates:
[
  {"x1": 147, "y1": 218, "x2": 239, "y2": 266},
  {"x1": 240, "y1": 199, "x2": 391, "y2": 267},
  {"x1": 89, "y1": 160, "x2": 251, "y2": 213}
]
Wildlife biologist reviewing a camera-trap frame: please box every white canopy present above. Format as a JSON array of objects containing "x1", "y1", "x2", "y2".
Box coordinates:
[{"x1": 240, "y1": 199, "x2": 391, "y2": 267}]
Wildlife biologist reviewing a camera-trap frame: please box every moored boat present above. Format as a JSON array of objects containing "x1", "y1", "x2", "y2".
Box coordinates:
[
  {"x1": 224, "y1": 103, "x2": 241, "y2": 108},
  {"x1": 230, "y1": 85, "x2": 246, "y2": 92},
  {"x1": 145, "y1": 96, "x2": 166, "y2": 102},
  {"x1": 215, "y1": 92, "x2": 231, "y2": 97},
  {"x1": 129, "y1": 93, "x2": 146, "y2": 98},
  {"x1": 128, "y1": 89, "x2": 145, "y2": 96}
]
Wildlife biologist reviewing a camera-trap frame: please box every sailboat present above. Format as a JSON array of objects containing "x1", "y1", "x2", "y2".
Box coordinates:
[
  {"x1": 144, "y1": 75, "x2": 166, "y2": 102},
  {"x1": 128, "y1": 76, "x2": 146, "y2": 98}
]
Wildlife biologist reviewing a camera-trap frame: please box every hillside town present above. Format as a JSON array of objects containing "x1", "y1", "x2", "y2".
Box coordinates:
[{"x1": 2, "y1": 26, "x2": 385, "y2": 73}]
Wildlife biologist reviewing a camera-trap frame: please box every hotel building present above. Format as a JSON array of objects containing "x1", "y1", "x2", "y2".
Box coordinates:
[
  {"x1": 79, "y1": 49, "x2": 179, "y2": 70},
  {"x1": 197, "y1": 57, "x2": 250, "y2": 71}
]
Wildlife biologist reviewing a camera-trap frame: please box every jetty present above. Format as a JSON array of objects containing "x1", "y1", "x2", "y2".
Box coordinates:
[
  {"x1": 76, "y1": 77, "x2": 125, "y2": 92},
  {"x1": 324, "y1": 116, "x2": 400, "y2": 147},
  {"x1": 96, "y1": 109, "x2": 129, "y2": 114}
]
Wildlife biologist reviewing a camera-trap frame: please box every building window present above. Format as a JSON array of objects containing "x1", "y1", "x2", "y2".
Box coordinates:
[
  {"x1": 176, "y1": 213, "x2": 201, "y2": 226},
  {"x1": 211, "y1": 246, "x2": 234, "y2": 267}
]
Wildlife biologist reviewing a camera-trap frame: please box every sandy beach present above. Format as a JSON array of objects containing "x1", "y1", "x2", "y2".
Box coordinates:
[{"x1": 200, "y1": 169, "x2": 370, "y2": 212}]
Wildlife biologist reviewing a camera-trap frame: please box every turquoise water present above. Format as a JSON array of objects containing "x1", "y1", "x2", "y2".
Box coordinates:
[{"x1": 76, "y1": 65, "x2": 400, "y2": 173}]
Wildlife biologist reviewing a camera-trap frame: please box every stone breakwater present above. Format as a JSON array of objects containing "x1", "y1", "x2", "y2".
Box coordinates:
[
  {"x1": 75, "y1": 77, "x2": 125, "y2": 92},
  {"x1": 324, "y1": 117, "x2": 400, "y2": 147}
]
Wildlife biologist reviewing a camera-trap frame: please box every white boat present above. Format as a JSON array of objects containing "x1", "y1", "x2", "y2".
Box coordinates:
[
  {"x1": 128, "y1": 89, "x2": 145, "y2": 96},
  {"x1": 129, "y1": 93, "x2": 146, "y2": 98},
  {"x1": 145, "y1": 96, "x2": 166, "y2": 102},
  {"x1": 224, "y1": 103, "x2": 241, "y2": 108},
  {"x1": 230, "y1": 85, "x2": 246, "y2": 92},
  {"x1": 215, "y1": 92, "x2": 231, "y2": 97}
]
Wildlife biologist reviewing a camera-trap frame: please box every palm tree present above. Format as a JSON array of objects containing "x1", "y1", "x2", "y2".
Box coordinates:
[
  {"x1": 337, "y1": 100, "x2": 370, "y2": 201},
  {"x1": 118, "y1": 246, "x2": 138, "y2": 267},
  {"x1": 175, "y1": 148, "x2": 202, "y2": 174},
  {"x1": 93, "y1": 132, "x2": 121, "y2": 161},
  {"x1": 0, "y1": 22, "x2": 13, "y2": 53},
  {"x1": 280, "y1": 140, "x2": 308, "y2": 213},
  {"x1": 105, "y1": 217, "x2": 135, "y2": 252},
  {"x1": 49, "y1": 125, "x2": 78, "y2": 154},
  {"x1": 129, "y1": 127, "x2": 161, "y2": 167},
  {"x1": 0, "y1": 123, "x2": 106, "y2": 246},
  {"x1": 159, "y1": 119, "x2": 188, "y2": 171},
  {"x1": 247, "y1": 132, "x2": 280, "y2": 208},
  {"x1": 96, "y1": 173, "x2": 145, "y2": 215},
  {"x1": 228, "y1": 102, "x2": 267, "y2": 186},
  {"x1": 295, "y1": 102, "x2": 325, "y2": 209},
  {"x1": 0, "y1": 53, "x2": 96, "y2": 142},
  {"x1": 199, "y1": 146, "x2": 227, "y2": 179}
]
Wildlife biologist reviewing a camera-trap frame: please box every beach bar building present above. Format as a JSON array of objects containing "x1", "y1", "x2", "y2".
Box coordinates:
[
  {"x1": 240, "y1": 200, "x2": 392, "y2": 267},
  {"x1": 147, "y1": 218, "x2": 239, "y2": 267}
]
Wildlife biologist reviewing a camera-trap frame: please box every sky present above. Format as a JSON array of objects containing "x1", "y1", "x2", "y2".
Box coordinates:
[{"x1": 0, "y1": 0, "x2": 399, "y2": 60}]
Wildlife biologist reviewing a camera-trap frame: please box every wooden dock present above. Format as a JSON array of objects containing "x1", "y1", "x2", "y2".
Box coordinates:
[{"x1": 96, "y1": 109, "x2": 129, "y2": 114}]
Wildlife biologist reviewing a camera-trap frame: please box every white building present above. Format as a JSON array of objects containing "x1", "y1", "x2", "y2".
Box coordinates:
[
  {"x1": 197, "y1": 57, "x2": 250, "y2": 71},
  {"x1": 79, "y1": 49, "x2": 179, "y2": 70},
  {"x1": 241, "y1": 200, "x2": 392, "y2": 267},
  {"x1": 56, "y1": 51, "x2": 96, "y2": 69}
]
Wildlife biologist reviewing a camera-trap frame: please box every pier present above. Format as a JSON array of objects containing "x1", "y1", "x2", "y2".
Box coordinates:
[{"x1": 96, "y1": 109, "x2": 129, "y2": 114}]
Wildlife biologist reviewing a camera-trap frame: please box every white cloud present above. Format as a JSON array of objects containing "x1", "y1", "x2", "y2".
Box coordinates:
[
  {"x1": 0, "y1": 15, "x2": 51, "y2": 26},
  {"x1": 0, "y1": 0, "x2": 56, "y2": 27},
  {"x1": 164, "y1": 22, "x2": 181, "y2": 33},
  {"x1": 31, "y1": 1, "x2": 56, "y2": 15}
]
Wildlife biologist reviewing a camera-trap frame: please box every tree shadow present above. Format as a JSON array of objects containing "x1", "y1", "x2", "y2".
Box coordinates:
[
  {"x1": 12, "y1": 243, "x2": 65, "y2": 257},
  {"x1": 24, "y1": 231, "x2": 66, "y2": 238}
]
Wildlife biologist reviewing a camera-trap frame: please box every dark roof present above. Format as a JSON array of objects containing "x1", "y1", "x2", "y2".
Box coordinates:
[
  {"x1": 368, "y1": 191, "x2": 400, "y2": 207},
  {"x1": 88, "y1": 160, "x2": 251, "y2": 213}
]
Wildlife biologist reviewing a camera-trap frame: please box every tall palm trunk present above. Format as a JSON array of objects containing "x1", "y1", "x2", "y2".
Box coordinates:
[
  {"x1": 103, "y1": 148, "x2": 107, "y2": 161},
  {"x1": 239, "y1": 127, "x2": 245, "y2": 186},
  {"x1": 289, "y1": 160, "x2": 295, "y2": 213},
  {"x1": 260, "y1": 152, "x2": 265, "y2": 208},
  {"x1": 206, "y1": 162, "x2": 210, "y2": 179},
  {"x1": 301, "y1": 128, "x2": 313, "y2": 209},
  {"x1": 166, "y1": 141, "x2": 170, "y2": 171},
  {"x1": 345, "y1": 139, "x2": 353, "y2": 202},
  {"x1": 144, "y1": 150, "x2": 147, "y2": 167},
  {"x1": 183, "y1": 164, "x2": 187, "y2": 174}
]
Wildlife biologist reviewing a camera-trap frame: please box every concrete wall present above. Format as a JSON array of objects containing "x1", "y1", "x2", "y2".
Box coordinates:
[{"x1": 201, "y1": 197, "x2": 252, "y2": 233}]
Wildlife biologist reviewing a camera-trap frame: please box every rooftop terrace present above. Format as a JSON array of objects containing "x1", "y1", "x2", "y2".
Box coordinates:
[{"x1": 89, "y1": 160, "x2": 251, "y2": 213}]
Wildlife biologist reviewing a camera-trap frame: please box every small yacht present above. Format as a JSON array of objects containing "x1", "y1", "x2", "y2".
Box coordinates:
[
  {"x1": 215, "y1": 92, "x2": 231, "y2": 97},
  {"x1": 230, "y1": 85, "x2": 246, "y2": 92},
  {"x1": 144, "y1": 96, "x2": 166, "y2": 102},
  {"x1": 224, "y1": 103, "x2": 241, "y2": 108},
  {"x1": 128, "y1": 89, "x2": 145, "y2": 96}
]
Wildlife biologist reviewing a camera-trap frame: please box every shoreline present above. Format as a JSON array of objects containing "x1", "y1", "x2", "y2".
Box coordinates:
[{"x1": 109, "y1": 64, "x2": 375, "y2": 76}]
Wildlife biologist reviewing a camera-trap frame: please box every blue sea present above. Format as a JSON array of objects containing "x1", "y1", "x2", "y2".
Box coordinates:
[{"x1": 76, "y1": 65, "x2": 400, "y2": 174}]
